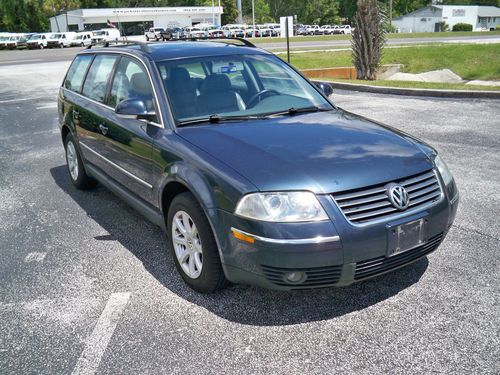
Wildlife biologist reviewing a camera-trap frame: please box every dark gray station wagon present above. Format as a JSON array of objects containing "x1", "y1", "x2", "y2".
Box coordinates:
[{"x1": 58, "y1": 39, "x2": 459, "y2": 292}]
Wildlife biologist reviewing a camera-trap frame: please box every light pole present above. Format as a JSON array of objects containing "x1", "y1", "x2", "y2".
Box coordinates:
[
  {"x1": 212, "y1": 0, "x2": 215, "y2": 25},
  {"x1": 252, "y1": 0, "x2": 255, "y2": 37},
  {"x1": 389, "y1": 0, "x2": 393, "y2": 24}
]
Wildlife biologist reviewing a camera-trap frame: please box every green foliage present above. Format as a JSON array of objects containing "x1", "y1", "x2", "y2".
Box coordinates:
[
  {"x1": 438, "y1": 21, "x2": 449, "y2": 32},
  {"x1": 352, "y1": 0, "x2": 386, "y2": 80},
  {"x1": 452, "y1": 23, "x2": 473, "y2": 32}
]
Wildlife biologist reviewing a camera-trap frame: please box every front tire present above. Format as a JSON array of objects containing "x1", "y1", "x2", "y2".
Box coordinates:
[
  {"x1": 64, "y1": 133, "x2": 96, "y2": 190},
  {"x1": 167, "y1": 192, "x2": 227, "y2": 293}
]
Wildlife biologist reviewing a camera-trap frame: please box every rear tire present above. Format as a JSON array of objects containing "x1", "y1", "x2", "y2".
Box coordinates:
[
  {"x1": 167, "y1": 192, "x2": 228, "y2": 293},
  {"x1": 64, "y1": 133, "x2": 97, "y2": 190}
]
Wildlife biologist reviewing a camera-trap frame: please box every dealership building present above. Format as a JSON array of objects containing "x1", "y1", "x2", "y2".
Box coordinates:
[
  {"x1": 392, "y1": 5, "x2": 500, "y2": 33},
  {"x1": 49, "y1": 6, "x2": 223, "y2": 35}
]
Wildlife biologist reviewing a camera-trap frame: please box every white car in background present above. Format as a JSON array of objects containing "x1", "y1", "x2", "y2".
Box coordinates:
[
  {"x1": 3, "y1": 33, "x2": 27, "y2": 49},
  {"x1": 91, "y1": 28, "x2": 121, "y2": 44},
  {"x1": 339, "y1": 25, "x2": 353, "y2": 34},
  {"x1": 47, "y1": 32, "x2": 77, "y2": 48},
  {"x1": 222, "y1": 25, "x2": 246, "y2": 38},
  {"x1": 184, "y1": 26, "x2": 208, "y2": 38},
  {"x1": 71, "y1": 32, "x2": 93, "y2": 47},
  {"x1": 26, "y1": 33, "x2": 52, "y2": 49}
]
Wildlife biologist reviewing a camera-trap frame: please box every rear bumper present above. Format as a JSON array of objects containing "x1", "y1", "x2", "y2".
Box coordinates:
[{"x1": 211, "y1": 179, "x2": 459, "y2": 291}]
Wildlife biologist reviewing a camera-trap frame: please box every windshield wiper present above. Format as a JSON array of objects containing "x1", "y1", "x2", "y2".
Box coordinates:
[
  {"x1": 266, "y1": 106, "x2": 332, "y2": 117},
  {"x1": 177, "y1": 114, "x2": 265, "y2": 127}
]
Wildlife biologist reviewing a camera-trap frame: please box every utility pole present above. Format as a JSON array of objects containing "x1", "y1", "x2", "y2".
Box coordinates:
[
  {"x1": 252, "y1": 0, "x2": 255, "y2": 36},
  {"x1": 212, "y1": 0, "x2": 215, "y2": 25},
  {"x1": 389, "y1": 0, "x2": 393, "y2": 24},
  {"x1": 237, "y1": 0, "x2": 242, "y2": 24}
]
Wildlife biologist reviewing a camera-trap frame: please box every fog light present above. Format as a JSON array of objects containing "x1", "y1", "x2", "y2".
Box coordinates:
[{"x1": 285, "y1": 271, "x2": 306, "y2": 284}]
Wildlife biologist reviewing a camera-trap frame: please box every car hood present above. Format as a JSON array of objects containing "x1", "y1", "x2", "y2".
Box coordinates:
[{"x1": 178, "y1": 110, "x2": 434, "y2": 194}]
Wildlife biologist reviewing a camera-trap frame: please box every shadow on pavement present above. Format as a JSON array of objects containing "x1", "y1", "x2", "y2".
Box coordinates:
[{"x1": 51, "y1": 165, "x2": 428, "y2": 326}]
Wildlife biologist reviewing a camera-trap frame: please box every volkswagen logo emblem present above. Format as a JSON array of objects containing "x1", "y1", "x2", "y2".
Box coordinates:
[{"x1": 387, "y1": 184, "x2": 410, "y2": 210}]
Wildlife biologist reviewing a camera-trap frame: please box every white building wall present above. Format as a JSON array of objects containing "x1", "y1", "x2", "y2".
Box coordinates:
[
  {"x1": 50, "y1": 7, "x2": 222, "y2": 33},
  {"x1": 441, "y1": 6, "x2": 480, "y2": 31},
  {"x1": 393, "y1": 16, "x2": 442, "y2": 33}
]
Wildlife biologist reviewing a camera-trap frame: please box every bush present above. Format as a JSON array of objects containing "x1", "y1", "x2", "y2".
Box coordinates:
[
  {"x1": 438, "y1": 21, "x2": 449, "y2": 32},
  {"x1": 452, "y1": 23, "x2": 473, "y2": 32},
  {"x1": 496, "y1": 25, "x2": 500, "y2": 30}
]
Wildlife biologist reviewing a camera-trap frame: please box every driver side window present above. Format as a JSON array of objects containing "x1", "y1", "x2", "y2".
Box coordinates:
[{"x1": 109, "y1": 56, "x2": 157, "y2": 122}]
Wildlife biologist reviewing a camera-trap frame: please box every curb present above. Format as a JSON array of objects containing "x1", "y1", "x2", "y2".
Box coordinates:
[{"x1": 316, "y1": 81, "x2": 500, "y2": 99}]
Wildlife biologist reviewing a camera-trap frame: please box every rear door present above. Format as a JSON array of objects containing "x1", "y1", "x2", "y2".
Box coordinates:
[{"x1": 76, "y1": 53, "x2": 119, "y2": 175}]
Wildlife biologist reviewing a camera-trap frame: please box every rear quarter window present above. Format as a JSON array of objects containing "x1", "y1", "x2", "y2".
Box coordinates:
[
  {"x1": 82, "y1": 54, "x2": 118, "y2": 103},
  {"x1": 63, "y1": 54, "x2": 93, "y2": 92}
]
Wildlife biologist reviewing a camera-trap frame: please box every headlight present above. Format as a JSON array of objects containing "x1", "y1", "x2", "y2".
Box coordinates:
[
  {"x1": 434, "y1": 155, "x2": 453, "y2": 186},
  {"x1": 235, "y1": 192, "x2": 329, "y2": 222}
]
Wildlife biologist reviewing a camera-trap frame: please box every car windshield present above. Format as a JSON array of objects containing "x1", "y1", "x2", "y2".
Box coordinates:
[
  {"x1": 51, "y1": 34, "x2": 62, "y2": 39},
  {"x1": 31, "y1": 35, "x2": 42, "y2": 40},
  {"x1": 94, "y1": 31, "x2": 106, "y2": 36},
  {"x1": 157, "y1": 54, "x2": 333, "y2": 125}
]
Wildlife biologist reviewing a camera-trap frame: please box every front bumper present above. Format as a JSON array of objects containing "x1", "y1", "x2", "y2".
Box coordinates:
[{"x1": 211, "y1": 178, "x2": 459, "y2": 291}]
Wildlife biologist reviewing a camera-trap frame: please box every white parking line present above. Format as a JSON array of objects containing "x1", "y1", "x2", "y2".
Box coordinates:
[
  {"x1": 36, "y1": 103, "x2": 57, "y2": 109},
  {"x1": 0, "y1": 59, "x2": 43, "y2": 65},
  {"x1": 24, "y1": 252, "x2": 46, "y2": 263},
  {"x1": 0, "y1": 97, "x2": 44, "y2": 104},
  {"x1": 71, "y1": 292, "x2": 131, "y2": 375}
]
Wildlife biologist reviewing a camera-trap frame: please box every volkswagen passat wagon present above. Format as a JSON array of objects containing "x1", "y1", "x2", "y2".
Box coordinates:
[{"x1": 58, "y1": 39, "x2": 459, "y2": 292}]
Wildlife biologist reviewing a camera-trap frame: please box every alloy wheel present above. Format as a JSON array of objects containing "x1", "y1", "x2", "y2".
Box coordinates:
[
  {"x1": 66, "y1": 141, "x2": 79, "y2": 181},
  {"x1": 172, "y1": 210, "x2": 203, "y2": 279}
]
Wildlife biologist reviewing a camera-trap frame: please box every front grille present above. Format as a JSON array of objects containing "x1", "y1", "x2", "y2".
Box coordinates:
[
  {"x1": 354, "y1": 233, "x2": 443, "y2": 280},
  {"x1": 331, "y1": 169, "x2": 442, "y2": 225},
  {"x1": 261, "y1": 264, "x2": 342, "y2": 288}
]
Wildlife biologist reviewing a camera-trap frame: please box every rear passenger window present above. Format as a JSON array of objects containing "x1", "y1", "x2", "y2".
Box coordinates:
[
  {"x1": 64, "y1": 55, "x2": 93, "y2": 92},
  {"x1": 82, "y1": 54, "x2": 118, "y2": 103}
]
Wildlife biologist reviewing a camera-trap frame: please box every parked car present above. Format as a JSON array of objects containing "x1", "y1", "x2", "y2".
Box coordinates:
[
  {"x1": 58, "y1": 40, "x2": 459, "y2": 293},
  {"x1": 330, "y1": 25, "x2": 341, "y2": 34},
  {"x1": 296, "y1": 25, "x2": 310, "y2": 36},
  {"x1": 71, "y1": 32, "x2": 93, "y2": 47},
  {"x1": 47, "y1": 32, "x2": 77, "y2": 48},
  {"x1": 264, "y1": 23, "x2": 281, "y2": 37},
  {"x1": 207, "y1": 28, "x2": 225, "y2": 38},
  {"x1": 91, "y1": 28, "x2": 121, "y2": 44},
  {"x1": 306, "y1": 25, "x2": 321, "y2": 35},
  {"x1": 339, "y1": 25, "x2": 353, "y2": 34},
  {"x1": 145, "y1": 27, "x2": 166, "y2": 41},
  {"x1": 0, "y1": 34, "x2": 11, "y2": 49},
  {"x1": 26, "y1": 33, "x2": 51, "y2": 49},
  {"x1": 222, "y1": 25, "x2": 246, "y2": 38},
  {"x1": 4, "y1": 33, "x2": 28, "y2": 49}
]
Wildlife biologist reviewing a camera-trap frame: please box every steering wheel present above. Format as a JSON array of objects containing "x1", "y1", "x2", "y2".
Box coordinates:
[{"x1": 246, "y1": 89, "x2": 280, "y2": 108}]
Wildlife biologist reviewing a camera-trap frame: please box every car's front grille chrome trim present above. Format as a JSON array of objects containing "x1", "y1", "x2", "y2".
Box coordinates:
[{"x1": 331, "y1": 169, "x2": 443, "y2": 225}]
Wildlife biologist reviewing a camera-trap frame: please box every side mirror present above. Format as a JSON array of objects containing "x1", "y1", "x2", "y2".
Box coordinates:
[
  {"x1": 315, "y1": 82, "x2": 334, "y2": 98},
  {"x1": 115, "y1": 99, "x2": 156, "y2": 121}
]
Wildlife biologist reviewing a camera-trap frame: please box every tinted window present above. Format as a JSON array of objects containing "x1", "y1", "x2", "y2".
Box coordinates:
[
  {"x1": 64, "y1": 54, "x2": 93, "y2": 92},
  {"x1": 109, "y1": 57, "x2": 156, "y2": 116},
  {"x1": 82, "y1": 54, "x2": 117, "y2": 103}
]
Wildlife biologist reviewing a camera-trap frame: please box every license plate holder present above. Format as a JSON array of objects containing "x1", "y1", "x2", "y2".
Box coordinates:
[{"x1": 387, "y1": 219, "x2": 426, "y2": 257}]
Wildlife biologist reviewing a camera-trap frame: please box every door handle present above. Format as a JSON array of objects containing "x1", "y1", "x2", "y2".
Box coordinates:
[
  {"x1": 73, "y1": 109, "x2": 80, "y2": 120},
  {"x1": 99, "y1": 124, "x2": 108, "y2": 135}
]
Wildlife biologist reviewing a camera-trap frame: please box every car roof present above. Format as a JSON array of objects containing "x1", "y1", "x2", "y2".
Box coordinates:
[{"x1": 79, "y1": 41, "x2": 271, "y2": 61}]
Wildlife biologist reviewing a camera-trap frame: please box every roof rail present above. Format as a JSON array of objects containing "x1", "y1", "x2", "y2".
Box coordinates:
[
  {"x1": 167, "y1": 36, "x2": 256, "y2": 48},
  {"x1": 86, "y1": 39, "x2": 151, "y2": 53}
]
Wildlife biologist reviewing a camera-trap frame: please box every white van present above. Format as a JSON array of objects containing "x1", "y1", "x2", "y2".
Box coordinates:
[
  {"x1": 47, "y1": 32, "x2": 77, "y2": 48},
  {"x1": 71, "y1": 32, "x2": 93, "y2": 47},
  {"x1": 26, "y1": 33, "x2": 52, "y2": 49},
  {"x1": 91, "y1": 28, "x2": 121, "y2": 44}
]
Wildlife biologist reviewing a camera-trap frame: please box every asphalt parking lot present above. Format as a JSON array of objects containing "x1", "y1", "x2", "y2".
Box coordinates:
[{"x1": 0, "y1": 61, "x2": 499, "y2": 374}]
